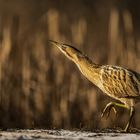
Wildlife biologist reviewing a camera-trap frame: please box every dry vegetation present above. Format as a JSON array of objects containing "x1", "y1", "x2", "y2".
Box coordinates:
[{"x1": 0, "y1": 0, "x2": 140, "y2": 130}]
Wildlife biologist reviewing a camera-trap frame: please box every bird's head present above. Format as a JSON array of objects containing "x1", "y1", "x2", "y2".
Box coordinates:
[{"x1": 49, "y1": 40, "x2": 84, "y2": 62}]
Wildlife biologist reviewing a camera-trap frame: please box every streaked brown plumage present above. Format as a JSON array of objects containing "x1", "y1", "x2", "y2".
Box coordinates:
[{"x1": 49, "y1": 40, "x2": 140, "y2": 132}]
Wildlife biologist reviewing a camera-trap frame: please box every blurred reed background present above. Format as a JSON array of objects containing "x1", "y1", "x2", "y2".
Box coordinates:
[{"x1": 0, "y1": 0, "x2": 140, "y2": 129}]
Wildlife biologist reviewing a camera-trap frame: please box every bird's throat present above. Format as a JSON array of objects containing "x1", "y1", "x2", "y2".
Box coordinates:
[{"x1": 75, "y1": 59, "x2": 101, "y2": 86}]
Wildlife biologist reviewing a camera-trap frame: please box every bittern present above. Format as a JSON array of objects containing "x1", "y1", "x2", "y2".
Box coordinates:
[{"x1": 49, "y1": 40, "x2": 140, "y2": 132}]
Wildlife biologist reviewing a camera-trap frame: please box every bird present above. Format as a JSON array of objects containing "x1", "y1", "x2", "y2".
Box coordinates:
[{"x1": 49, "y1": 40, "x2": 140, "y2": 132}]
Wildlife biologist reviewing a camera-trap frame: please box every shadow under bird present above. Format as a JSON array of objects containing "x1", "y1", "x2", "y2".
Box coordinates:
[{"x1": 49, "y1": 40, "x2": 140, "y2": 132}]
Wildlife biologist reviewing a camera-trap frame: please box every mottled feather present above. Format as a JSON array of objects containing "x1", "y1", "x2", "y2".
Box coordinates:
[{"x1": 100, "y1": 65, "x2": 140, "y2": 98}]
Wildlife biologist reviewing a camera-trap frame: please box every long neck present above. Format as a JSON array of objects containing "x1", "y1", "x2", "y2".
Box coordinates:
[{"x1": 74, "y1": 57, "x2": 101, "y2": 86}]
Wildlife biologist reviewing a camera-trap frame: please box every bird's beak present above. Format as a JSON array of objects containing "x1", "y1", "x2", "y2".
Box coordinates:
[
  {"x1": 49, "y1": 40, "x2": 75, "y2": 60},
  {"x1": 49, "y1": 40, "x2": 83, "y2": 62},
  {"x1": 49, "y1": 40, "x2": 66, "y2": 50}
]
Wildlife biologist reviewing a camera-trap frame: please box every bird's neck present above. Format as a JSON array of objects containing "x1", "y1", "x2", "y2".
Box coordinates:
[{"x1": 74, "y1": 57, "x2": 101, "y2": 85}]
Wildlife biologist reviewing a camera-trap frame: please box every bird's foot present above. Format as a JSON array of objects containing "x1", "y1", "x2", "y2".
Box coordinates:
[
  {"x1": 101, "y1": 103, "x2": 117, "y2": 118},
  {"x1": 116, "y1": 128, "x2": 128, "y2": 133}
]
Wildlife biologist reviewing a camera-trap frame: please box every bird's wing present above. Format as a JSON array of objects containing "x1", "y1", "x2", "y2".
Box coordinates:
[{"x1": 101, "y1": 65, "x2": 140, "y2": 98}]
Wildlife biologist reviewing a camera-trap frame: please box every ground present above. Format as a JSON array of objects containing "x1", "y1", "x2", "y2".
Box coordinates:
[{"x1": 0, "y1": 129, "x2": 140, "y2": 140}]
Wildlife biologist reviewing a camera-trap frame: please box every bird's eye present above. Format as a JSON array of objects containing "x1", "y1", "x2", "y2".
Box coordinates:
[{"x1": 76, "y1": 53, "x2": 83, "y2": 61}]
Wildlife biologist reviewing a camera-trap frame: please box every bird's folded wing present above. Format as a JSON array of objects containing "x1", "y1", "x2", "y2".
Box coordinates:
[{"x1": 101, "y1": 66, "x2": 140, "y2": 98}]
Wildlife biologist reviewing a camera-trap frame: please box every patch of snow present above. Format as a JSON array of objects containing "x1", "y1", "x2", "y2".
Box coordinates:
[{"x1": 0, "y1": 129, "x2": 139, "y2": 140}]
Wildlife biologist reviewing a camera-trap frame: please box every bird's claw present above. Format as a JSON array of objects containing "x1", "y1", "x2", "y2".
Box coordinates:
[
  {"x1": 101, "y1": 107, "x2": 110, "y2": 118},
  {"x1": 101, "y1": 105, "x2": 117, "y2": 118},
  {"x1": 116, "y1": 129, "x2": 128, "y2": 133}
]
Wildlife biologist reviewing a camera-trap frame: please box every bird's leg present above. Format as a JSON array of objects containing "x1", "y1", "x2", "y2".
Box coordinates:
[
  {"x1": 101, "y1": 102, "x2": 127, "y2": 118},
  {"x1": 101, "y1": 102, "x2": 116, "y2": 118},
  {"x1": 123, "y1": 106, "x2": 135, "y2": 132},
  {"x1": 102, "y1": 103, "x2": 135, "y2": 132}
]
